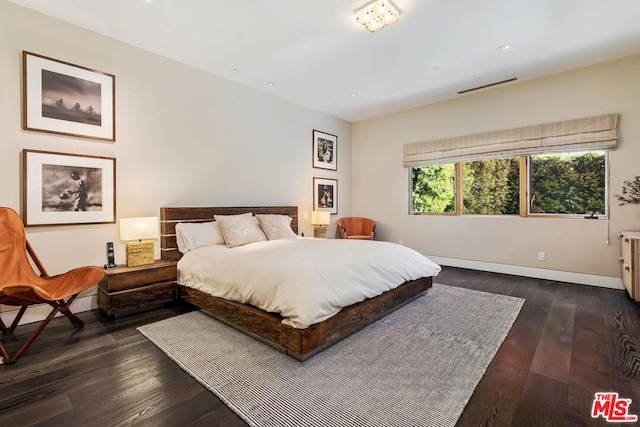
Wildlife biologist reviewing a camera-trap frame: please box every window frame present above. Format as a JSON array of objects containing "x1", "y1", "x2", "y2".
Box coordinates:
[
  {"x1": 408, "y1": 163, "x2": 459, "y2": 215},
  {"x1": 409, "y1": 151, "x2": 610, "y2": 219},
  {"x1": 461, "y1": 157, "x2": 521, "y2": 216},
  {"x1": 525, "y1": 150, "x2": 609, "y2": 219}
]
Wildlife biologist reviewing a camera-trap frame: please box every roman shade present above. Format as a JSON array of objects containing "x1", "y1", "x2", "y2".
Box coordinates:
[{"x1": 403, "y1": 114, "x2": 618, "y2": 167}]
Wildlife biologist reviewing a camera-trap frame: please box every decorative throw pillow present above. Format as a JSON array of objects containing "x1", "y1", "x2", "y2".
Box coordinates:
[
  {"x1": 175, "y1": 221, "x2": 225, "y2": 253},
  {"x1": 256, "y1": 214, "x2": 297, "y2": 240},
  {"x1": 214, "y1": 212, "x2": 268, "y2": 248}
]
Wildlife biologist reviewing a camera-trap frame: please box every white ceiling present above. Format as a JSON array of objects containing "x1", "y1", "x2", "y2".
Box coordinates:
[{"x1": 8, "y1": 0, "x2": 640, "y2": 122}]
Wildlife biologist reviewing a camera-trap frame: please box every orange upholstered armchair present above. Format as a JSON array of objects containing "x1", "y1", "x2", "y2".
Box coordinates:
[
  {"x1": 0, "y1": 207, "x2": 105, "y2": 364},
  {"x1": 337, "y1": 217, "x2": 376, "y2": 240}
]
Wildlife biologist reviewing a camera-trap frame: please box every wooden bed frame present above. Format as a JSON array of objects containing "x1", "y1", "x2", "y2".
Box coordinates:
[{"x1": 160, "y1": 206, "x2": 433, "y2": 361}]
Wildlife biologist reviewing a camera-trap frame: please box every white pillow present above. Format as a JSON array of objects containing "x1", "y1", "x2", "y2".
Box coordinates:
[
  {"x1": 175, "y1": 221, "x2": 225, "y2": 253},
  {"x1": 214, "y1": 212, "x2": 268, "y2": 248},
  {"x1": 256, "y1": 214, "x2": 297, "y2": 240}
]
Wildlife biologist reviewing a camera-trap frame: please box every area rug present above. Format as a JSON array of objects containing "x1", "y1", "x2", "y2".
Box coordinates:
[{"x1": 138, "y1": 284, "x2": 524, "y2": 427}]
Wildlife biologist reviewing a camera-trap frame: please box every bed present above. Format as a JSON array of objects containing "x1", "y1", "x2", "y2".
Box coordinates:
[{"x1": 160, "y1": 206, "x2": 440, "y2": 360}]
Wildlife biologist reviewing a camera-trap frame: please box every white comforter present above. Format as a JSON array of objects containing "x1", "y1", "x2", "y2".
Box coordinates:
[{"x1": 178, "y1": 238, "x2": 441, "y2": 329}]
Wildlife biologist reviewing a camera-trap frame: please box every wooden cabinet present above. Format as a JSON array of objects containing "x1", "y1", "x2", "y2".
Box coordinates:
[
  {"x1": 98, "y1": 259, "x2": 177, "y2": 316},
  {"x1": 619, "y1": 231, "x2": 640, "y2": 301}
]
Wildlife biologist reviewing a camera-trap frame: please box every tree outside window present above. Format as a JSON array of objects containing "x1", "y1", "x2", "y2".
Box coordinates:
[
  {"x1": 409, "y1": 150, "x2": 607, "y2": 218},
  {"x1": 463, "y1": 158, "x2": 519, "y2": 215},
  {"x1": 410, "y1": 164, "x2": 455, "y2": 213},
  {"x1": 529, "y1": 151, "x2": 606, "y2": 216}
]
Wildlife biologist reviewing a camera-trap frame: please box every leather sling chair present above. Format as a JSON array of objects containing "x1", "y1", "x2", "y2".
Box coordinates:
[
  {"x1": 0, "y1": 207, "x2": 105, "y2": 364},
  {"x1": 337, "y1": 217, "x2": 376, "y2": 240}
]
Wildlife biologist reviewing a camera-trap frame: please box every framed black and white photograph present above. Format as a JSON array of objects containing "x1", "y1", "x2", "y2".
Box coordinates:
[
  {"x1": 22, "y1": 149, "x2": 116, "y2": 226},
  {"x1": 312, "y1": 129, "x2": 337, "y2": 171},
  {"x1": 313, "y1": 177, "x2": 338, "y2": 215},
  {"x1": 23, "y1": 51, "x2": 116, "y2": 142}
]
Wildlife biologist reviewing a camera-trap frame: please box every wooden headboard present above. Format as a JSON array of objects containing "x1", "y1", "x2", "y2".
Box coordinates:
[{"x1": 160, "y1": 206, "x2": 298, "y2": 262}]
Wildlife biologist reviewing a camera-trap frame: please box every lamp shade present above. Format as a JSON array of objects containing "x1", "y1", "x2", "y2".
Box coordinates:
[
  {"x1": 311, "y1": 211, "x2": 331, "y2": 226},
  {"x1": 119, "y1": 216, "x2": 159, "y2": 241}
]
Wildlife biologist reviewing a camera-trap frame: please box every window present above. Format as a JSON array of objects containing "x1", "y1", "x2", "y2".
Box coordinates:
[
  {"x1": 410, "y1": 164, "x2": 456, "y2": 214},
  {"x1": 463, "y1": 158, "x2": 520, "y2": 215},
  {"x1": 528, "y1": 150, "x2": 607, "y2": 216},
  {"x1": 409, "y1": 150, "x2": 608, "y2": 218}
]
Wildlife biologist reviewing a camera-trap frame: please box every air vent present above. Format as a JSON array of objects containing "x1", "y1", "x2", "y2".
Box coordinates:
[{"x1": 457, "y1": 77, "x2": 518, "y2": 94}]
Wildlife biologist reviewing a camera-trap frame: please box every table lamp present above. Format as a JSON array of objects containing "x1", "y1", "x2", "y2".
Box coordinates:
[
  {"x1": 119, "y1": 216, "x2": 159, "y2": 267},
  {"x1": 311, "y1": 211, "x2": 331, "y2": 238}
]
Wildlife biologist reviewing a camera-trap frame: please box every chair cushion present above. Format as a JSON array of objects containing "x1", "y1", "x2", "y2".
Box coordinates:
[{"x1": 346, "y1": 235, "x2": 373, "y2": 240}]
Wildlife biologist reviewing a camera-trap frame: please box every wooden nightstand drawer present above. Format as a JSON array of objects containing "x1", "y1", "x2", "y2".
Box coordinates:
[
  {"x1": 98, "y1": 281, "x2": 176, "y2": 316},
  {"x1": 99, "y1": 260, "x2": 177, "y2": 292},
  {"x1": 97, "y1": 260, "x2": 178, "y2": 316}
]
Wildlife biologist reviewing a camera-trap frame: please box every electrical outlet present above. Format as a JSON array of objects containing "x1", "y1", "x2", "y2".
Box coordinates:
[{"x1": 538, "y1": 251, "x2": 546, "y2": 262}]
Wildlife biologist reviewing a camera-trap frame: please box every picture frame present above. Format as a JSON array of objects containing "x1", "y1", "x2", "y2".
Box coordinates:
[
  {"x1": 312, "y1": 130, "x2": 337, "y2": 171},
  {"x1": 22, "y1": 149, "x2": 116, "y2": 226},
  {"x1": 313, "y1": 177, "x2": 338, "y2": 215},
  {"x1": 23, "y1": 51, "x2": 116, "y2": 142}
]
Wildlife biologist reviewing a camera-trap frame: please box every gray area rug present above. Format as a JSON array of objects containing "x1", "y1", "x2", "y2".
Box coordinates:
[{"x1": 138, "y1": 284, "x2": 524, "y2": 427}]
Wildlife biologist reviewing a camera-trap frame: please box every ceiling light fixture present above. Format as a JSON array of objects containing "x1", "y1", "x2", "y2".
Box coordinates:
[
  {"x1": 497, "y1": 44, "x2": 511, "y2": 51},
  {"x1": 355, "y1": 0, "x2": 401, "y2": 33}
]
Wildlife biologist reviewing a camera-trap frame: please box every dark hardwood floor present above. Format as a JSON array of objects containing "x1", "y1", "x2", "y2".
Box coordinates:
[{"x1": 1, "y1": 267, "x2": 640, "y2": 426}]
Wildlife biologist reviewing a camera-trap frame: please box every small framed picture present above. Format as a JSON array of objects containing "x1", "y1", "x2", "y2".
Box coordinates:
[
  {"x1": 312, "y1": 130, "x2": 337, "y2": 171},
  {"x1": 313, "y1": 177, "x2": 338, "y2": 215},
  {"x1": 23, "y1": 51, "x2": 116, "y2": 142},
  {"x1": 22, "y1": 149, "x2": 116, "y2": 226}
]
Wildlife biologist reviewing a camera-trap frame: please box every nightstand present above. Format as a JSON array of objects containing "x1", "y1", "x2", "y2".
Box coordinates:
[{"x1": 97, "y1": 259, "x2": 177, "y2": 316}]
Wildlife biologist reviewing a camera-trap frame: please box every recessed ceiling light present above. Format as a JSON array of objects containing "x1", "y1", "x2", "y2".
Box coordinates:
[
  {"x1": 434, "y1": 66, "x2": 442, "y2": 71},
  {"x1": 350, "y1": 93, "x2": 357, "y2": 97},
  {"x1": 497, "y1": 44, "x2": 511, "y2": 51},
  {"x1": 267, "y1": 82, "x2": 275, "y2": 87},
  {"x1": 229, "y1": 67, "x2": 238, "y2": 73}
]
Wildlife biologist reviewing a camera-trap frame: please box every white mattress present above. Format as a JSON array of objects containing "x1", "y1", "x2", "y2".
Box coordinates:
[{"x1": 177, "y1": 237, "x2": 441, "y2": 329}]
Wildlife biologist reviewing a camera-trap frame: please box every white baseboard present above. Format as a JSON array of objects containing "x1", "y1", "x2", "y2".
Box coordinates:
[
  {"x1": 427, "y1": 255, "x2": 624, "y2": 290},
  {"x1": 1, "y1": 295, "x2": 98, "y2": 327}
]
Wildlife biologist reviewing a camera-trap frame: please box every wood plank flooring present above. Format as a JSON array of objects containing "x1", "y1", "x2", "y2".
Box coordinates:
[{"x1": 1, "y1": 266, "x2": 640, "y2": 426}]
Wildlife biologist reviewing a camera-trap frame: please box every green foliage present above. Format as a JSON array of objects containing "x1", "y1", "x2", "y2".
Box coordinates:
[
  {"x1": 616, "y1": 176, "x2": 640, "y2": 205},
  {"x1": 411, "y1": 151, "x2": 606, "y2": 216},
  {"x1": 463, "y1": 158, "x2": 519, "y2": 215},
  {"x1": 411, "y1": 164, "x2": 455, "y2": 213},
  {"x1": 504, "y1": 159, "x2": 521, "y2": 214},
  {"x1": 530, "y1": 151, "x2": 606, "y2": 215}
]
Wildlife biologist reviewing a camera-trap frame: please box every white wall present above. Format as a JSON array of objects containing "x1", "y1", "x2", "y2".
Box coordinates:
[
  {"x1": 352, "y1": 54, "x2": 640, "y2": 286},
  {"x1": 0, "y1": 1, "x2": 351, "y2": 321}
]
